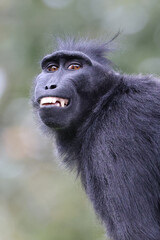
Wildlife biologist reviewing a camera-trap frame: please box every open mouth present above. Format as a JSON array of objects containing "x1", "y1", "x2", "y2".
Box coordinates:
[{"x1": 40, "y1": 97, "x2": 69, "y2": 108}]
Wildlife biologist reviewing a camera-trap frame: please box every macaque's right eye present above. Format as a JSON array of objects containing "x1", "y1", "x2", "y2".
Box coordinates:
[{"x1": 46, "y1": 65, "x2": 59, "y2": 72}]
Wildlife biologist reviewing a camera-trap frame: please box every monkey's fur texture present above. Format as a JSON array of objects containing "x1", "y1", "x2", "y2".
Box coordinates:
[{"x1": 32, "y1": 38, "x2": 160, "y2": 240}]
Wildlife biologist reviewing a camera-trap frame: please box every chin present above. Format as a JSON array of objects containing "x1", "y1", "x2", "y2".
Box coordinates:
[{"x1": 39, "y1": 106, "x2": 73, "y2": 129}]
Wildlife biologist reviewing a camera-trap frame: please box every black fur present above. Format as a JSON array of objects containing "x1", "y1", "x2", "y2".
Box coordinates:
[{"x1": 32, "y1": 37, "x2": 160, "y2": 240}]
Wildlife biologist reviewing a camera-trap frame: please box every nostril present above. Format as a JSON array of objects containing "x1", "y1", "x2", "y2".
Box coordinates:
[
  {"x1": 45, "y1": 85, "x2": 57, "y2": 90},
  {"x1": 50, "y1": 84, "x2": 57, "y2": 89}
]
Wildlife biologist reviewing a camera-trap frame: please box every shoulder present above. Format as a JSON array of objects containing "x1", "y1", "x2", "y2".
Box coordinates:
[{"x1": 122, "y1": 73, "x2": 160, "y2": 93}]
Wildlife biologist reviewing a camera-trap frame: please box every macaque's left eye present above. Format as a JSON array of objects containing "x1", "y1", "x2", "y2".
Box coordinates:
[{"x1": 67, "y1": 64, "x2": 81, "y2": 70}]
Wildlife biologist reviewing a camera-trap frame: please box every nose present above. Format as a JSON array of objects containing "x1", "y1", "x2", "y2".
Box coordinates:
[{"x1": 45, "y1": 84, "x2": 57, "y2": 90}]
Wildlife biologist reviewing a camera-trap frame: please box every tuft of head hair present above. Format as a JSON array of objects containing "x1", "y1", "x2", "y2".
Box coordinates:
[{"x1": 56, "y1": 33, "x2": 120, "y2": 66}]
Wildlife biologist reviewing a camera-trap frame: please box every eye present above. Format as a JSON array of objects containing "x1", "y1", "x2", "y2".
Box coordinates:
[
  {"x1": 67, "y1": 63, "x2": 81, "y2": 70},
  {"x1": 47, "y1": 65, "x2": 58, "y2": 72}
]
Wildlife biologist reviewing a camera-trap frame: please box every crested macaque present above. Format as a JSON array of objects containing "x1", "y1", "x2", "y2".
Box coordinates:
[{"x1": 32, "y1": 38, "x2": 160, "y2": 240}]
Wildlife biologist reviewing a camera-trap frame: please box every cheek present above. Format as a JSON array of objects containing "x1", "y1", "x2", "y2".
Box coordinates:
[
  {"x1": 34, "y1": 84, "x2": 41, "y2": 102},
  {"x1": 74, "y1": 75, "x2": 93, "y2": 94}
]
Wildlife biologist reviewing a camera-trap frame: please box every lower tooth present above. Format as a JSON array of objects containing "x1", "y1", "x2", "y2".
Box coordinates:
[{"x1": 55, "y1": 103, "x2": 61, "y2": 107}]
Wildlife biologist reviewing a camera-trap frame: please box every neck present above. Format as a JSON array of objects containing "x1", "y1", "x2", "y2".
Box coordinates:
[{"x1": 55, "y1": 77, "x2": 123, "y2": 170}]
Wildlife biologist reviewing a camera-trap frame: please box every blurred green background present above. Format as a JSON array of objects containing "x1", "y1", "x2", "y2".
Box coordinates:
[{"x1": 0, "y1": 0, "x2": 160, "y2": 239}]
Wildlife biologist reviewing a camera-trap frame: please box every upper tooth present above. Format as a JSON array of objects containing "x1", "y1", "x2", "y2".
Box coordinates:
[
  {"x1": 61, "y1": 99, "x2": 65, "y2": 107},
  {"x1": 40, "y1": 97, "x2": 56, "y2": 105},
  {"x1": 40, "y1": 97, "x2": 68, "y2": 107},
  {"x1": 41, "y1": 98, "x2": 47, "y2": 105},
  {"x1": 64, "y1": 99, "x2": 69, "y2": 105}
]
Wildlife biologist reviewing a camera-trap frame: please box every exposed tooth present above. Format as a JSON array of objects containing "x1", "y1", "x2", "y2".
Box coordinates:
[
  {"x1": 40, "y1": 97, "x2": 69, "y2": 107},
  {"x1": 50, "y1": 97, "x2": 56, "y2": 103},
  {"x1": 64, "y1": 99, "x2": 69, "y2": 106},
  {"x1": 61, "y1": 99, "x2": 65, "y2": 107},
  {"x1": 41, "y1": 97, "x2": 50, "y2": 105},
  {"x1": 55, "y1": 102, "x2": 61, "y2": 107}
]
